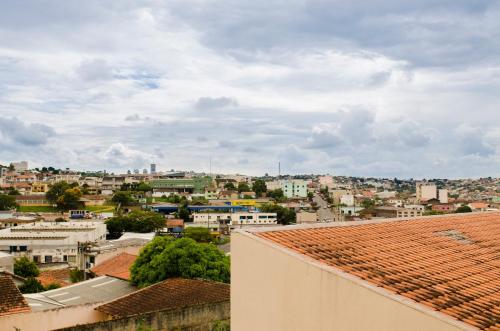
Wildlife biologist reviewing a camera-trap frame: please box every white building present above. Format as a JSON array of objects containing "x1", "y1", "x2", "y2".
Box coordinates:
[
  {"x1": 281, "y1": 180, "x2": 308, "y2": 198},
  {"x1": 191, "y1": 212, "x2": 278, "y2": 231},
  {"x1": 340, "y1": 194, "x2": 354, "y2": 207},
  {"x1": 416, "y1": 182, "x2": 437, "y2": 202},
  {"x1": 11, "y1": 161, "x2": 28, "y2": 172},
  {"x1": 0, "y1": 222, "x2": 106, "y2": 265},
  {"x1": 438, "y1": 189, "x2": 449, "y2": 203}
]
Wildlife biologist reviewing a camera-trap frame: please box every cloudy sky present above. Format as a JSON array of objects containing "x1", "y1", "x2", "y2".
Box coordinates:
[{"x1": 1, "y1": 1, "x2": 499, "y2": 178}]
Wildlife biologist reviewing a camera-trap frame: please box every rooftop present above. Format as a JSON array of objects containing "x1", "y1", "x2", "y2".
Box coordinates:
[
  {"x1": 252, "y1": 212, "x2": 500, "y2": 331},
  {"x1": 25, "y1": 276, "x2": 136, "y2": 312},
  {"x1": 97, "y1": 278, "x2": 230, "y2": 318},
  {"x1": 91, "y1": 253, "x2": 137, "y2": 280},
  {"x1": 0, "y1": 274, "x2": 31, "y2": 316},
  {"x1": 37, "y1": 268, "x2": 71, "y2": 288}
]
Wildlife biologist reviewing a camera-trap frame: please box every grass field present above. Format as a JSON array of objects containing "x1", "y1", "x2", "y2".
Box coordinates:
[{"x1": 17, "y1": 205, "x2": 116, "y2": 213}]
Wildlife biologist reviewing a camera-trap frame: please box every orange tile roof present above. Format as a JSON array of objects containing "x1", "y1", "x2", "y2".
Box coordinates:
[
  {"x1": 0, "y1": 274, "x2": 31, "y2": 316},
  {"x1": 91, "y1": 253, "x2": 137, "y2": 280},
  {"x1": 255, "y1": 212, "x2": 500, "y2": 331},
  {"x1": 37, "y1": 268, "x2": 71, "y2": 288},
  {"x1": 96, "y1": 278, "x2": 230, "y2": 318}
]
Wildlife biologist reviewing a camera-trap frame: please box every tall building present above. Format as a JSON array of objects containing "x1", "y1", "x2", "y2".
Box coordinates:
[
  {"x1": 416, "y1": 182, "x2": 437, "y2": 202},
  {"x1": 438, "y1": 189, "x2": 449, "y2": 203},
  {"x1": 150, "y1": 163, "x2": 156, "y2": 174},
  {"x1": 281, "y1": 180, "x2": 308, "y2": 198}
]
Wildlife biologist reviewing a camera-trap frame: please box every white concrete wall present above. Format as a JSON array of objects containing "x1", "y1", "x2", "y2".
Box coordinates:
[
  {"x1": 232, "y1": 232, "x2": 473, "y2": 331},
  {"x1": 0, "y1": 303, "x2": 107, "y2": 331}
]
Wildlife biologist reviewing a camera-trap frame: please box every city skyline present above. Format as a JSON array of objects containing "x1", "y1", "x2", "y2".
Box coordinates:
[{"x1": 1, "y1": 1, "x2": 500, "y2": 177}]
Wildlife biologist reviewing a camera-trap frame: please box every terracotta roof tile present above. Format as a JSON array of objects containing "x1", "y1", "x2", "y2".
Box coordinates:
[
  {"x1": 91, "y1": 253, "x2": 137, "y2": 280},
  {"x1": 37, "y1": 268, "x2": 71, "y2": 288},
  {"x1": 255, "y1": 212, "x2": 500, "y2": 331},
  {"x1": 0, "y1": 274, "x2": 31, "y2": 316},
  {"x1": 96, "y1": 278, "x2": 229, "y2": 318}
]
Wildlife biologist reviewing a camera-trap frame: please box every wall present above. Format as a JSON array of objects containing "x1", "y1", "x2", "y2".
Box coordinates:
[
  {"x1": 0, "y1": 303, "x2": 106, "y2": 331},
  {"x1": 232, "y1": 232, "x2": 473, "y2": 331},
  {"x1": 55, "y1": 302, "x2": 230, "y2": 331}
]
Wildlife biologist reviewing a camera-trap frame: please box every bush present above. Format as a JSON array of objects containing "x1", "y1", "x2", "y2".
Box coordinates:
[
  {"x1": 105, "y1": 210, "x2": 165, "y2": 238},
  {"x1": 131, "y1": 237, "x2": 230, "y2": 288},
  {"x1": 19, "y1": 278, "x2": 45, "y2": 294},
  {"x1": 184, "y1": 227, "x2": 213, "y2": 243},
  {"x1": 14, "y1": 257, "x2": 40, "y2": 278},
  {"x1": 70, "y1": 268, "x2": 84, "y2": 283}
]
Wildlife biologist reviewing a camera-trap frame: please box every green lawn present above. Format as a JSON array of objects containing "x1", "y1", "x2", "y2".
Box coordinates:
[
  {"x1": 84, "y1": 205, "x2": 116, "y2": 212},
  {"x1": 17, "y1": 206, "x2": 59, "y2": 213}
]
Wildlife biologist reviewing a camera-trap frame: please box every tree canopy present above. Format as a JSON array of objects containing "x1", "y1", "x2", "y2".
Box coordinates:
[
  {"x1": 130, "y1": 237, "x2": 230, "y2": 288},
  {"x1": 14, "y1": 257, "x2": 40, "y2": 278},
  {"x1": 260, "y1": 203, "x2": 296, "y2": 225},
  {"x1": 252, "y1": 179, "x2": 267, "y2": 197},
  {"x1": 0, "y1": 194, "x2": 17, "y2": 210},
  {"x1": 223, "y1": 182, "x2": 236, "y2": 190},
  {"x1": 112, "y1": 191, "x2": 135, "y2": 206},
  {"x1": 46, "y1": 181, "x2": 82, "y2": 210},
  {"x1": 184, "y1": 227, "x2": 212, "y2": 243},
  {"x1": 456, "y1": 205, "x2": 472, "y2": 213},
  {"x1": 237, "y1": 182, "x2": 251, "y2": 193},
  {"x1": 105, "y1": 210, "x2": 165, "y2": 238}
]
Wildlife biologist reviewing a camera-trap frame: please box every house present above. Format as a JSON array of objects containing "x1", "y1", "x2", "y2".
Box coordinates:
[
  {"x1": 0, "y1": 222, "x2": 107, "y2": 265},
  {"x1": 191, "y1": 212, "x2": 278, "y2": 231},
  {"x1": 36, "y1": 268, "x2": 72, "y2": 288},
  {"x1": 0, "y1": 274, "x2": 31, "y2": 317},
  {"x1": 432, "y1": 204, "x2": 457, "y2": 213},
  {"x1": 90, "y1": 252, "x2": 137, "y2": 280},
  {"x1": 239, "y1": 191, "x2": 256, "y2": 199},
  {"x1": 232, "y1": 212, "x2": 500, "y2": 331},
  {"x1": 218, "y1": 190, "x2": 239, "y2": 199},
  {"x1": 165, "y1": 219, "x2": 184, "y2": 233},
  {"x1": 468, "y1": 202, "x2": 489, "y2": 211},
  {"x1": 364, "y1": 206, "x2": 423, "y2": 218},
  {"x1": 296, "y1": 211, "x2": 317, "y2": 224}
]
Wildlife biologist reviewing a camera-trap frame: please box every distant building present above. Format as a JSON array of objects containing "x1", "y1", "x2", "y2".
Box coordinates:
[
  {"x1": 416, "y1": 182, "x2": 437, "y2": 202},
  {"x1": 340, "y1": 194, "x2": 354, "y2": 206},
  {"x1": 296, "y1": 211, "x2": 317, "y2": 224},
  {"x1": 232, "y1": 212, "x2": 500, "y2": 331},
  {"x1": 11, "y1": 161, "x2": 28, "y2": 172},
  {"x1": 281, "y1": 180, "x2": 308, "y2": 198},
  {"x1": 0, "y1": 222, "x2": 106, "y2": 265},
  {"x1": 191, "y1": 212, "x2": 277, "y2": 231},
  {"x1": 438, "y1": 189, "x2": 449, "y2": 203},
  {"x1": 367, "y1": 206, "x2": 423, "y2": 218},
  {"x1": 431, "y1": 204, "x2": 456, "y2": 213},
  {"x1": 150, "y1": 163, "x2": 156, "y2": 174}
]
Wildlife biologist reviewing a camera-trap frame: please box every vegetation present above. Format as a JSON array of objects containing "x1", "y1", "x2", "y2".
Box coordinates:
[
  {"x1": 19, "y1": 277, "x2": 46, "y2": 294},
  {"x1": 112, "y1": 191, "x2": 135, "y2": 206},
  {"x1": 456, "y1": 205, "x2": 472, "y2": 213},
  {"x1": 184, "y1": 227, "x2": 213, "y2": 243},
  {"x1": 131, "y1": 237, "x2": 230, "y2": 288},
  {"x1": 237, "y1": 182, "x2": 251, "y2": 193},
  {"x1": 267, "y1": 189, "x2": 286, "y2": 202},
  {"x1": 252, "y1": 179, "x2": 267, "y2": 197},
  {"x1": 212, "y1": 320, "x2": 230, "y2": 331},
  {"x1": 260, "y1": 203, "x2": 296, "y2": 225},
  {"x1": 0, "y1": 194, "x2": 17, "y2": 210},
  {"x1": 223, "y1": 182, "x2": 236, "y2": 190},
  {"x1": 46, "y1": 181, "x2": 82, "y2": 210},
  {"x1": 69, "y1": 268, "x2": 84, "y2": 283},
  {"x1": 105, "y1": 210, "x2": 165, "y2": 238},
  {"x1": 14, "y1": 257, "x2": 40, "y2": 278},
  {"x1": 360, "y1": 198, "x2": 375, "y2": 209}
]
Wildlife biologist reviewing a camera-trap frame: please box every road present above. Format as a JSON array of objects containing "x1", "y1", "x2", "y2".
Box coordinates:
[{"x1": 313, "y1": 193, "x2": 335, "y2": 222}]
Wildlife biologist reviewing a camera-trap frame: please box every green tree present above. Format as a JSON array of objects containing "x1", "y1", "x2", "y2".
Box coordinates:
[
  {"x1": 57, "y1": 187, "x2": 82, "y2": 209},
  {"x1": 0, "y1": 194, "x2": 17, "y2": 210},
  {"x1": 456, "y1": 205, "x2": 472, "y2": 213},
  {"x1": 112, "y1": 191, "x2": 135, "y2": 206},
  {"x1": 7, "y1": 188, "x2": 20, "y2": 196},
  {"x1": 69, "y1": 269, "x2": 84, "y2": 283},
  {"x1": 14, "y1": 257, "x2": 40, "y2": 278},
  {"x1": 46, "y1": 181, "x2": 71, "y2": 204},
  {"x1": 260, "y1": 203, "x2": 296, "y2": 225},
  {"x1": 252, "y1": 179, "x2": 267, "y2": 197},
  {"x1": 177, "y1": 200, "x2": 191, "y2": 223},
  {"x1": 237, "y1": 182, "x2": 251, "y2": 193},
  {"x1": 267, "y1": 189, "x2": 285, "y2": 202},
  {"x1": 307, "y1": 192, "x2": 314, "y2": 201},
  {"x1": 136, "y1": 182, "x2": 152, "y2": 192},
  {"x1": 19, "y1": 277, "x2": 45, "y2": 294},
  {"x1": 131, "y1": 237, "x2": 230, "y2": 288},
  {"x1": 361, "y1": 198, "x2": 375, "y2": 209},
  {"x1": 105, "y1": 210, "x2": 165, "y2": 238},
  {"x1": 223, "y1": 182, "x2": 236, "y2": 190},
  {"x1": 184, "y1": 227, "x2": 213, "y2": 243}
]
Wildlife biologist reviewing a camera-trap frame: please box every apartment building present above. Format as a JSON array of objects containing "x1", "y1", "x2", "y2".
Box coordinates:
[
  {"x1": 416, "y1": 182, "x2": 437, "y2": 202},
  {"x1": 191, "y1": 212, "x2": 278, "y2": 231},
  {"x1": 0, "y1": 222, "x2": 106, "y2": 265},
  {"x1": 281, "y1": 180, "x2": 308, "y2": 198}
]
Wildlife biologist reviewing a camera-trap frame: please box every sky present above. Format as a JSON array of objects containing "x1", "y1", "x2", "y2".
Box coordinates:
[{"x1": 0, "y1": 0, "x2": 499, "y2": 178}]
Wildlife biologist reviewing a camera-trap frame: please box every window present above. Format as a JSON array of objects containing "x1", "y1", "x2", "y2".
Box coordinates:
[
  {"x1": 44, "y1": 255, "x2": 53, "y2": 263},
  {"x1": 33, "y1": 255, "x2": 40, "y2": 263},
  {"x1": 9, "y1": 246, "x2": 17, "y2": 252},
  {"x1": 68, "y1": 255, "x2": 76, "y2": 263},
  {"x1": 19, "y1": 246, "x2": 27, "y2": 252},
  {"x1": 89, "y1": 256, "x2": 95, "y2": 263},
  {"x1": 63, "y1": 255, "x2": 68, "y2": 262}
]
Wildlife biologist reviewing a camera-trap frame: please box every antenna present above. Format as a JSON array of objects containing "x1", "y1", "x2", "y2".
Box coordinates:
[
  {"x1": 278, "y1": 161, "x2": 281, "y2": 178},
  {"x1": 209, "y1": 156, "x2": 212, "y2": 177}
]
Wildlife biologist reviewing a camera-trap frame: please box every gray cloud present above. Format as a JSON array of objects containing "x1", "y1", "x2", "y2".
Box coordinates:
[
  {"x1": 195, "y1": 97, "x2": 238, "y2": 110},
  {"x1": 0, "y1": 117, "x2": 55, "y2": 146}
]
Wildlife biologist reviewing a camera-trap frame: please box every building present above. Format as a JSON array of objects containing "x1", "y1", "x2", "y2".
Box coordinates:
[
  {"x1": 296, "y1": 211, "x2": 317, "y2": 224},
  {"x1": 0, "y1": 222, "x2": 106, "y2": 265},
  {"x1": 432, "y1": 204, "x2": 456, "y2": 213},
  {"x1": 438, "y1": 189, "x2": 449, "y2": 203},
  {"x1": 367, "y1": 206, "x2": 423, "y2": 218},
  {"x1": 191, "y1": 212, "x2": 278, "y2": 231},
  {"x1": 150, "y1": 163, "x2": 156, "y2": 174},
  {"x1": 281, "y1": 180, "x2": 308, "y2": 198},
  {"x1": 11, "y1": 161, "x2": 28, "y2": 172},
  {"x1": 150, "y1": 177, "x2": 213, "y2": 196},
  {"x1": 90, "y1": 252, "x2": 137, "y2": 280},
  {"x1": 232, "y1": 212, "x2": 500, "y2": 331},
  {"x1": 416, "y1": 182, "x2": 437, "y2": 202},
  {"x1": 318, "y1": 175, "x2": 334, "y2": 189},
  {"x1": 329, "y1": 189, "x2": 351, "y2": 204},
  {"x1": 0, "y1": 274, "x2": 31, "y2": 316},
  {"x1": 340, "y1": 193, "x2": 354, "y2": 206}
]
